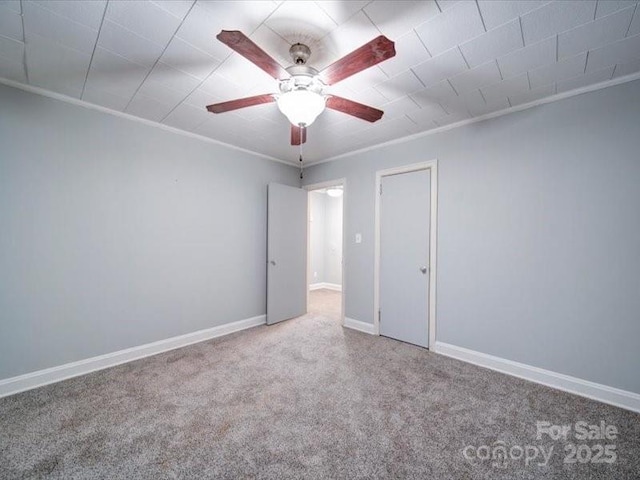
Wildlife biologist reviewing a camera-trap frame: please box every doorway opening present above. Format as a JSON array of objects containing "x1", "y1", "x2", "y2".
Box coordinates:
[{"x1": 306, "y1": 180, "x2": 346, "y2": 325}]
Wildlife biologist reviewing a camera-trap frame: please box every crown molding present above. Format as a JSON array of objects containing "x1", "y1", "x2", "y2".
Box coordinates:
[
  {"x1": 309, "y1": 70, "x2": 640, "y2": 166},
  {"x1": 4, "y1": 70, "x2": 640, "y2": 168},
  {"x1": 0, "y1": 77, "x2": 295, "y2": 167}
]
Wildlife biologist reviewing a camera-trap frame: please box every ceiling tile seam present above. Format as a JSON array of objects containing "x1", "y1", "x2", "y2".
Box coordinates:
[
  {"x1": 412, "y1": 68, "x2": 426, "y2": 89},
  {"x1": 360, "y1": 7, "x2": 383, "y2": 36},
  {"x1": 405, "y1": 94, "x2": 422, "y2": 111},
  {"x1": 150, "y1": 0, "x2": 195, "y2": 20},
  {"x1": 19, "y1": 0, "x2": 28, "y2": 83},
  {"x1": 123, "y1": 0, "x2": 199, "y2": 113},
  {"x1": 18, "y1": 0, "x2": 24, "y2": 39},
  {"x1": 259, "y1": 2, "x2": 283, "y2": 31},
  {"x1": 260, "y1": 23, "x2": 291, "y2": 49},
  {"x1": 441, "y1": 101, "x2": 455, "y2": 116},
  {"x1": 180, "y1": 110, "x2": 209, "y2": 132},
  {"x1": 403, "y1": 113, "x2": 417, "y2": 126},
  {"x1": 611, "y1": 64, "x2": 618, "y2": 78},
  {"x1": 21, "y1": 31, "x2": 96, "y2": 60},
  {"x1": 177, "y1": 35, "x2": 226, "y2": 64},
  {"x1": 317, "y1": 0, "x2": 372, "y2": 26},
  {"x1": 254, "y1": 1, "x2": 304, "y2": 47},
  {"x1": 526, "y1": 71, "x2": 532, "y2": 90},
  {"x1": 439, "y1": 97, "x2": 456, "y2": 116},
  {"x1": 457, "y1": 46, "x2": 471, "y2": 69},
  {"x1": 474, "y1": 0, "x2": 488, "y2": 33},
  {"x1": 477, "y1": 88, "x2": 487, "y2": 105},
  {"x1": 370, "y1": 83, "x2": 391, "y2": 103},
  {"x1": 518, "y1": 16, "x2": 526, "y2": 47},
  {"x1": 495, "y1": 60, "x2": 504, "y2": 81},
  {"x1": 543, "y1": 7, "x2": 615, "y2": 42},
  {"x1": 159, "y1": 65, "x2": 241, "y2": 124},
  {"x1": 625, "y1": 4, "x2": 638, "y2": 37},
  {"x1": 316, "y1": 13, "x2": 378, "y2": 66},
  {"x1": 579, "y1": 53, "x2": 588, "y2": 74},
  {"x1": 313, "y1": 1, "x2": 334, "y2": 24},
  {"x1": 161, "y1": 42, "x2": 219, "y2": 81},
  {"x1": 26, "y1": 1, "x2": 103, "y2": 40},
  {"x1": 593, "y1": 1, "x2": 598, "y2": 21},
  {"x1": 413, "y1": 27, "x2": 433, "y2": 57},
  {"x1": 447, "y1": 78, "x2": 459, "y2": 96},
  {"x1": 584, "y1": 51, "x2": 590, "y2": 74},
  {"x1": 555, "y1": 34, "x2": 559, "y2": 62},
  {"x1": 80, "y1": 0, "x2": 109, "y2": 99},
  {"x1": 160, "y1": 0, "x2": 284, "y2": 123},
  {"x1": 20, "y1": 0, "x2": 114, "y2": 65},
  {"x1": 21, "y1": 3, "x2": 119, "y2": 64},
  {"x1": 434, "y1": 1, "x2": 444, "y2": 14}
]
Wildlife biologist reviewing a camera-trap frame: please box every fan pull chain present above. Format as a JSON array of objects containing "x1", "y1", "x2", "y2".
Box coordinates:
[{"x1": 299, "y1": 136, "x2": 304, "y2": 180}]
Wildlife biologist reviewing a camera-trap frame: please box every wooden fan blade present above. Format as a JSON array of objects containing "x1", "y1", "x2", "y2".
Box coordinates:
[
  {"x1": 320, "y1": 36, "x2": 396, "y2": 85},
  {"x1": 326, "y1": 96, "x2": 384, "y2": 122},
  {"x1": 217, "y1": 30, "x2": 288, "y2": 80},
  {"x1": 291, "y1": 125, "x2": 307, "y2": 145},
  {"x1": 206, "y1": 94, "x2": 275, "y2": 113}
]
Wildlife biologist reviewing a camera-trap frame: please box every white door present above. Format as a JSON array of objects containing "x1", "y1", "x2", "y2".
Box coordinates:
[
  {"x1": 379, "y1": 169, "x2": 431, "y2": 347},
  {"x1": 267, "y1": 183, "x2": 308, "y2": 325}
]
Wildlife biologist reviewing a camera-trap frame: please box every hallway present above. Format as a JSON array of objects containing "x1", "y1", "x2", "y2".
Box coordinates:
[{"x1": 308, "y1": 288, "x2": 341, "y2": 320}]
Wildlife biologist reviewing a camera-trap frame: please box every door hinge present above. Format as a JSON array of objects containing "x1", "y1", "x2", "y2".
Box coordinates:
[
  {"x1": 378, "y1": 309, "x2": 381, "y2": 323},
  {"x1": 379, "y1": 183, "x2": 382, "y2": 195}
]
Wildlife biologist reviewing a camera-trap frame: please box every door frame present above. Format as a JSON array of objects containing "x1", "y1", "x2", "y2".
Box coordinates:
[
  {"x1": 374, "y1": 160, "x2": 438, "y2": 348},
  {"x1": 304, "y1": 178, "x2": 347, "y2": 326}
]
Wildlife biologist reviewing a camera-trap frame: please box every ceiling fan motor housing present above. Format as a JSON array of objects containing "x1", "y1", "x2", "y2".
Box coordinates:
[{"x1": 280, "y1": 65, "x2": 324, "y2": 94}]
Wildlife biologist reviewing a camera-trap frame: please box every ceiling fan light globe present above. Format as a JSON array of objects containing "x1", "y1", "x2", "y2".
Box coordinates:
[{"x1": 277, "y1": 90, "x2": 326, "y2": 127}]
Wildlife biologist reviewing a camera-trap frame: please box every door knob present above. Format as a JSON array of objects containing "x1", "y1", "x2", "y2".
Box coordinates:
[
  {"x1": 270, "y1": 260, "x2": 277, "y2": 266},
  {"x1": 420, "y1": 266, "x2": 428, "y2": 274}
]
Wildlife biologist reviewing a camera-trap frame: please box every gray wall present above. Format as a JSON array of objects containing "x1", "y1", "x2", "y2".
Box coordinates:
[
  {"x1": 324, "y1": 195, "x2": 343, "y2": 286},
  {"x1": 0, "y1": 84, "x2": 298, "y2": 379},
  {"x1": 309, "y1": 192, "x2": 342, "y2": 286},
  {"x1": 303, "y1": 79, "x2": 640, "y2": 394}
]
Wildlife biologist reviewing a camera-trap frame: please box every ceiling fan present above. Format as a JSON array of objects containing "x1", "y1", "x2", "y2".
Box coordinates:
[{"x1": 206, "y1": 30, "x2": 396, "y2": 146}]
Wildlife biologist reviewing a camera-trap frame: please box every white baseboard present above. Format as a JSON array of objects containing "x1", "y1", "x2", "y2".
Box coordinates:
[
  {"x1": 310, "y1": 282, "x2": 342, "y2": 292},
  {"x1": 0, "y1": 315, "x2": 266, "y2": 399},
  {"x1": 434, "y1": 342, "x2": 640, "y2": 413},
  {"x1": 344, "y1": 317, "x2": 376, "y2": 335}
]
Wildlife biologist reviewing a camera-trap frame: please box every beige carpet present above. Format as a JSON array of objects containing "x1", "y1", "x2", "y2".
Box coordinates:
[
  {"x1": 1, "y1": 289, "x2": 638, "y2": 479},
  {"x1": 308, "y1": 288, "x2": 342, "y2": 318}
]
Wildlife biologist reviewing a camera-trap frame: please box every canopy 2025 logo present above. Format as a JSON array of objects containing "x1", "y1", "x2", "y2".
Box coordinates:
[{"x1": 462, "y1": 420, "x2": 618, "y2": 469}]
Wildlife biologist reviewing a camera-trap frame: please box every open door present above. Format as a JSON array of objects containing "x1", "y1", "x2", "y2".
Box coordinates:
[{"x1": 267, "y1": 183, "x2": 308, "y2": 325}]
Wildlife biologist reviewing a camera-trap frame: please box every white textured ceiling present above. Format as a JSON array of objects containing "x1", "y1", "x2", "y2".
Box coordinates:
[{"x1": 1, "y1": 0, "x2": 640, "y2": 164}]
